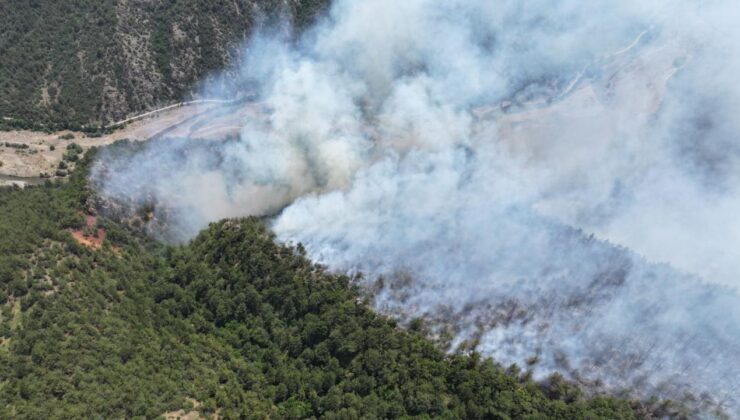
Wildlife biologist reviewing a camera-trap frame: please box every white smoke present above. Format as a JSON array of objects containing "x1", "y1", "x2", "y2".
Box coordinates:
[{"x1": 93, "y1": 0, "x2": 740, "y2": 414}]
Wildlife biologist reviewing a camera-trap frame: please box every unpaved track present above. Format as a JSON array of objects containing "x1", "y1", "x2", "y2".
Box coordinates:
[
  {"x1": 0, "y1": 99, "x2": 258, "y2": 180},
  {"x1": 107, "y1": 98, "x2": 240, "y2": 127},
  {"x1": 1, "y1": 32, "x2": 683, "y2": 183}
]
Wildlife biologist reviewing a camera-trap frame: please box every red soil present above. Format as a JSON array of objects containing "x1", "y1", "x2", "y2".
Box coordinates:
[{"x1": 68, "y1": 215, "x2": 106, "y2": 250}]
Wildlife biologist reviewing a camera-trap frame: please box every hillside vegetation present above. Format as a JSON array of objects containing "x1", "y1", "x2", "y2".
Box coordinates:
[
  {"x1": 0, "y1": 0, "x2": 328, "y2": 130},
  {"x1": 0, "y1": 153, "x2": 655, "y2": 419}
]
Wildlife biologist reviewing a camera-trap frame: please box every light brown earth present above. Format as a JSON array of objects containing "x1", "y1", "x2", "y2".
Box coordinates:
[
  {"x1": 162, "y1": 399, "x2": 219, "y2": 420},
  {"x1": 1, "y1": 35, "x2": 685, "y2": 186},
  {"x1": 0, "y1": 101, "x2": 262, "y2": 181}
]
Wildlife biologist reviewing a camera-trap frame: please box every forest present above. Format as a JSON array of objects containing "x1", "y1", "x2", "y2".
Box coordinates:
[
  {"x1": 0, "y1": 0, "x2": 329, "y2": 129},
  {"x1": 0, "y1": 151, "x2": 675, "y2": 419}
]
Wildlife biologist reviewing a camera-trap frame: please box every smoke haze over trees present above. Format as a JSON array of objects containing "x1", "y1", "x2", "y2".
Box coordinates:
[
  {"x1": 0, "y1": 155, "x2": 658, "y2": 418},
  {"x1": 93, "y1": 0, "x2": 740, "y2": 415}
]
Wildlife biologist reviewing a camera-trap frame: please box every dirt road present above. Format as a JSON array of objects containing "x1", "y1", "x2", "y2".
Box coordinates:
[{"x1": 0, "y1": 99, "x2": 260, "y2": 180}]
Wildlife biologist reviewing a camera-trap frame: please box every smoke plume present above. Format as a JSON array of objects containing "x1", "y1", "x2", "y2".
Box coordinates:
[{"x1": 92, "y1": 0, "x2": 740, "y2": 414}]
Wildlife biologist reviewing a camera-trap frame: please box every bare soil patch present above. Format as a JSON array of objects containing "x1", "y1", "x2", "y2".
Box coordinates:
[
  {"x1": 0, "y1": 101, "x2": 259, "y2": 180},
  {"x1": 68, "y1": 215, "x2": 107, "y2": 250}
]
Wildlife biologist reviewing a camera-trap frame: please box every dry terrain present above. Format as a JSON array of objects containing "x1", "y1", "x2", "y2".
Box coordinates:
[
  {"x1": 0, "y1": 101, "x2": 261, "y2": 185},
  {"x1": 1, "y1": 35, "x2": 684, "y2": 190}
]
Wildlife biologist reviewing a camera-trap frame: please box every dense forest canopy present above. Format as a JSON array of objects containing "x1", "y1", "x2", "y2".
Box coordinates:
[
  {"x1": 0, "y1": 0, "x2": 713, "y2": 416},
  {"x1": 0, "y1": 0, "x2": 329, "y2": 129},
  {"x1": 0, "y1": 151, "x2": 679, "y2": 418}
]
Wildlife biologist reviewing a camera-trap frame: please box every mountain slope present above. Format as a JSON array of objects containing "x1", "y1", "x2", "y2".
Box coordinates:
[
  {"x1": 0, "y1": 154, "x2": 651, "y2": 419},
  {"x1": 0, "y1": 0, "x2": 328, "y2": 129}
]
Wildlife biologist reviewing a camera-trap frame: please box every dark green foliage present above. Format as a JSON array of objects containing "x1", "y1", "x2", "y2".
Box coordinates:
[
  {"x1": 0, "y1": 158, "x2": 646, "y2": 419},
  {"x1": 0, "y1": 1, "x2": 115, "y2": 127},
  {"x1": 0, "y1": 0, "x2": 330, "y2": 128},
  {"x1": 60, "y1": 143, "x2": 82, "y2": 164},
  {"x1": 0, "y1": 185, "x2": 81, "y2": 301},
  {"x1": 3, "y1": 142, "x2": 30, "y2": 149}
]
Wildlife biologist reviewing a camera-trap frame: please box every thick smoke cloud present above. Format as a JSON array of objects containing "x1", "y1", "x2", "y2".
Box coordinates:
[{"x1": 92, "y1": 0, "x2": 740, "y2": 414}]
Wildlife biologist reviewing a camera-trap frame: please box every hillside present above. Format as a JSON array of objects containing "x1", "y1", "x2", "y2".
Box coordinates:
[
  {"x1": 0, "y1": 0, "x2": 328, "y2": 129},
  {"x1": 0, "y1": 153, "x2": 661, "y2": 419}
]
